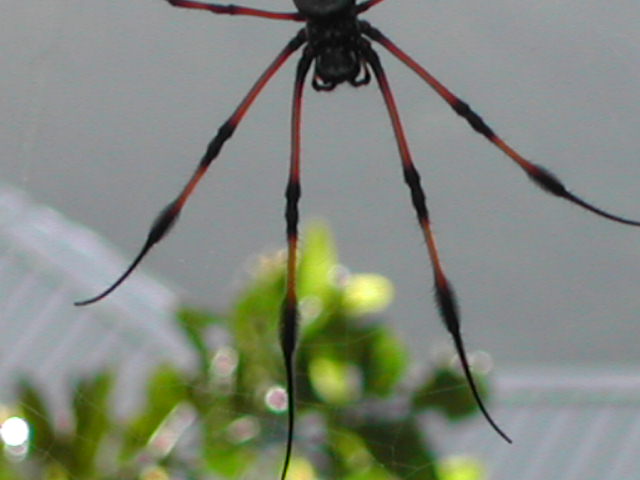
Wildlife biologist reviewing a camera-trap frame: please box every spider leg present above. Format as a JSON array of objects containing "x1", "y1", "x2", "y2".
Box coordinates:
[
  {"x1": 363, "y1": 24, "x2": 640, "y2": 227},
  {"x1": 363, "y1": 44, "x2": 512, "y2": 444},
  {"x1": 165, "y1": 0, "x2": 304, "y2": 21},
  {"x1": 356, "y1": 0, "x2": 387, "y2": 14},
  {"x1": 280, "y1": 51, "x2": 313, "y2": 480},
  {"x1": 75, "y1": 31, "x2": 307, "y2": 306}
]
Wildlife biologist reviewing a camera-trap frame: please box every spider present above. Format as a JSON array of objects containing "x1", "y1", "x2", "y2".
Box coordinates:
[{"x1": 76, "y1": 1, "x2": 640, "y2": 478}]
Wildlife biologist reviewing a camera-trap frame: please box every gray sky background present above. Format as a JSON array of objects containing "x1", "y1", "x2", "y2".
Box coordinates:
[{"x1": 2, "y1": 0, "x2": 639, "y2": 368}]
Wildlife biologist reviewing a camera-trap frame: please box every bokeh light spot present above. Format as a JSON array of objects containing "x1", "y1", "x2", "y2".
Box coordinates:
[
  {"x1": 265, "y1": 386, "x2": 288, "y2": 413},
  {"x1": 0, "y1": 416, "x2": 29, "y2": 447}
]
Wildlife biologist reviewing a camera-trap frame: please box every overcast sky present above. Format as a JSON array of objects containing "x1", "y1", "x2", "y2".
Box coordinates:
[{"x1": 2, "y1": 0, "x2": 639, "y2": 369}]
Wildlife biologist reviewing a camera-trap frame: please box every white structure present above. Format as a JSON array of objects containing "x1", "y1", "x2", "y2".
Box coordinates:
[
  {"x1": 0, "y1": 185, "x2": 192, "y2": 413},
  {"x1": 435, "y1": 369, "x2": 640, "y2": 480}
]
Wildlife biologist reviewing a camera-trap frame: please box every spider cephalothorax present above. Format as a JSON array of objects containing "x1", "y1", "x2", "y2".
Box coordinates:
[
  {"x1": 77, "y1": 1, "x2": 639, "y2": 479},
  {"x1": 305, "y1": 12, "x2": 370, "y2": 90},
  {"x1": 295, "y1": 0, "x2": 367, "y2": 89}
]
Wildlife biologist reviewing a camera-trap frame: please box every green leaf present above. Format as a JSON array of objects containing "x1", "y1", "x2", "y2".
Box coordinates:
[
  {"x1": 121, "y1": 364, "x2": 189, "y2": 460},
  {"x1": 203, "y1": 437, "x2": 257, "y2": 478},
  {"x1": 17, "y1": 379, "x2": 56, "y2": 459},
  {"x1": 330, "y1": 427, "x2": 395, "y2": 479},
  {"x1": 70, "y1": 370, "x2": 113, "y2": 477},
  {"x1": 354, "y1": 418, "x2": 438, "y2": 480},
  {"x1": 42, "y1": 462, "x2": 70, "y2": 480},
  {"x1": 437, "y1": 455, "x2": 486, "y2": 480},
  {"x1": 342, "y1": 466, "x2": 397, "y2": 480},
  {"x1": 342, "y1": 274, "x2": 394, "y2": 316},
  {"x1": 0, "y1": 459, "x2": 21, "y2": 480},
  {"x1": 176, "y1": 306, "x2": 224, "y2": 372},
  {"x1": 298, "y1": 220, "x2": 339, "y2": 300},
  {"x1": 231, "y1": 257, "x2": 286, "y2": 402},
  {"x1": 362, "y1": 327, "x2": 408, "y2": 396},
  {"x1": 413, "y1": 366, "x2": 488, "y2": 420},
  {"x1": 309, "y1": 355, "x2": 361, "y2": 405}
]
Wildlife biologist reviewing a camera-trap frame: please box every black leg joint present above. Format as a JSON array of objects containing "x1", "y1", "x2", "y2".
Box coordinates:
[
  {"x1": 528, "y1": 164, "x2": 568, "y2": 197},
  {"x1": 452, "y1": 99, "x2": 496, "y2": 140},
  {"x1": 280, "y1": 300, "x2": 299, "y2": 356},
  {"x1": 285, "y1": 181, "x2": 301, "y2": 237},
  {"x1": 149, "y1": 200, "x2": 180, "y2": 245},
  {"x1": 202, "y1": 120, "x2": 234, "y2": 167},
  {"x1": 403, "y1": 166, "x2": 429, "y2": 221},
  {"x1": 434, "y1": 282, "x2": 460, "y2": 333}
]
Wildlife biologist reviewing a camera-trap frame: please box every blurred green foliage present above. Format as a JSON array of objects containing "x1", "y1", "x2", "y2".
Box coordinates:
[{"x1": 0, "y1": 221, "x2": 490, "y2": 479}]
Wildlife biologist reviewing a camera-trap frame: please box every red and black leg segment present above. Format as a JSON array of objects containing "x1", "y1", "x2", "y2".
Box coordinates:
[
  {"x1": 364, "y1": 44, "x2": 512, "y2": 444},
  {"x1": 165, "y1": 0, "x2": 304, "y2": 21},
  {"x1": 75, "y1": 31, "x2": 307, "y2": 306},
  {"x1": 362, "y1": 23, "x2": 640, "y2": 227},
  {"x1": 280, "y1": 52, "x2": 313, "y2": 480}
]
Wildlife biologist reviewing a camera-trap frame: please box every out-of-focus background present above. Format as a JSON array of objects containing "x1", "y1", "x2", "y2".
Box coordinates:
[
  {"x1": 2, "y1": 0, "x2": 639, "y2": 365},
  {"x1": 1, "y1": 1, "x2": 640, "y2": 478}
]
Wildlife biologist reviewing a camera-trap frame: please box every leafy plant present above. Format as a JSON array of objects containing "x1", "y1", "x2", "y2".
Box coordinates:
[{"x1": 0, "y1": 221, "x2": 490, "y2": 479}]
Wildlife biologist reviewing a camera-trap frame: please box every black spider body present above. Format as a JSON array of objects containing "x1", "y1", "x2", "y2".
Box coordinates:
[
  {"x1": 76, "y1": 1, "x2": 639, "y2": 478},
  {"x1": 299, "y1": 0, "x2": 369, "y2": 90}
]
